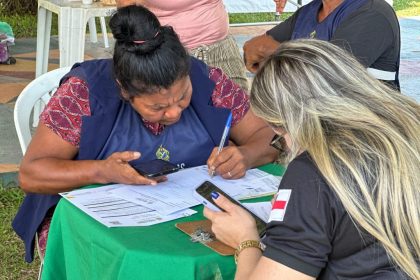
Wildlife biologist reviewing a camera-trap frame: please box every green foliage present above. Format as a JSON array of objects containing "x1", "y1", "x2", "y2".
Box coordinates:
[
  {"x1": 0, "y1": 0, "x2": 37, "y2": 15},
  {"x1": 394, "y1": 0, "x2": 420, "y2": 10},
  {"x1": 0, "y1": 187, "x2": 40, "y2": 279},
  {"x1": 229, "y1": 12, "x2": 292, "y2": 24},
  {"x1": 394, "y1": 0, "x2": 420, "y2": 16},
  {"x1": 0, "y1": 14, "x2": 58, "y2": 39}
]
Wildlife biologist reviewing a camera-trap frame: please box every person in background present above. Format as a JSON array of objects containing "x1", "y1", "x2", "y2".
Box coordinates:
[
  {"x1": 204, "y1": 39, "x2": 419, "y2": 279},
  {"x1": 13, "y1": 5, "x2": 277, "y2": 263},
  {"x1": 244, "y1": 0, "x2": 400, "y2": 89},
  {"x1": 116, "y1": 0, "x2": 250, "y2": 91},
  {"x1": 274, "y1": 0, "x2": 288, "y2": 14}
]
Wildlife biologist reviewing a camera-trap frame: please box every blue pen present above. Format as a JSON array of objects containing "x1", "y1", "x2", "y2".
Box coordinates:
[{"x1": 210, "y1": 112, "x2": 233, "y2": 177}]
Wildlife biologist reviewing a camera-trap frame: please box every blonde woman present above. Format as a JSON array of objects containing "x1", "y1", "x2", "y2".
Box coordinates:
[{"x1": 204, "y1": 39, "x2": 419, "y2": 279}]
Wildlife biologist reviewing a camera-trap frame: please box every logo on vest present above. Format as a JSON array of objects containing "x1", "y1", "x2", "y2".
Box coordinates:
[
  {"x1": 156, "y1": 145, "x2": 170, "y2": 161},
  {"x1": 310, "y1": 30, "x2": 316, "y2": 38}
]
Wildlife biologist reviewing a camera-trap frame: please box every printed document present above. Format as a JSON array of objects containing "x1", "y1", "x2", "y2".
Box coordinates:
[
  {"x1": 60, "y1": 166, "x2": 281, "y2": 227},
  {"x1": 111, "y1": 166, "x2": 280, "y2": 215},
  {"x1": 60, "y1": 185, "x2": 196, "y2": 227}
]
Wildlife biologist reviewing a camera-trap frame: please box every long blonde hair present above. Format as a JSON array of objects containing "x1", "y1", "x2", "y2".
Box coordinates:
[{"x1": 251, "y1": 39, "x2": 420, "y2": 279}]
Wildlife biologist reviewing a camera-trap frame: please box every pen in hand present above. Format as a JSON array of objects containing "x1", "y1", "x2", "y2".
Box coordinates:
[{"x1": 210, "y1": 112, "x2": 233, "y2": 177}]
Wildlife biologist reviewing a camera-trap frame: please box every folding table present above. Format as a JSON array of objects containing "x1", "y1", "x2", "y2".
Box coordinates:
[{"x1": 35, "y1": 0, "x2": 116, "y2": 77}]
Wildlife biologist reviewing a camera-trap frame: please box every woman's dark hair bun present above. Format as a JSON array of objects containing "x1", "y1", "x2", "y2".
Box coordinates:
[
  {"x1": 109, "y1": 5, "x2": 190, "y2": 96},
  {"x1": 126, "y1": 27, "x2": 163, "y2": 55},
  {"x1": 110, "y1": 5, "x2": 162, "y2": 54}
]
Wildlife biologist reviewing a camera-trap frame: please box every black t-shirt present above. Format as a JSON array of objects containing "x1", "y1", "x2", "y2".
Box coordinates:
[
  {"x1": 267, "y1": 0, "x2": 400, "y2": 73},
  {"x1": 262, "y1": 152, "x2": 404, "y2": 279}
]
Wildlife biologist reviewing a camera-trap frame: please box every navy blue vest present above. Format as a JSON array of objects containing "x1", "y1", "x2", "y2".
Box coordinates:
[
  {"x1": 291, "y1": 0, "x2": 367, "y2": 40},
  {"x1": 13, "y1": 58, "x2": 231, "y2": 262}
]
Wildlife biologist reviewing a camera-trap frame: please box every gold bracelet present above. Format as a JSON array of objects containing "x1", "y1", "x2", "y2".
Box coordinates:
[{"x1": 234, "y1": 240, "x2": 265, "y2": 264}]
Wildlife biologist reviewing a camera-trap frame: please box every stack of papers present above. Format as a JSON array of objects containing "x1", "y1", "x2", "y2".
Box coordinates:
[{"x1": 60, "y1": 165, "x2": 281, "y2": 227}]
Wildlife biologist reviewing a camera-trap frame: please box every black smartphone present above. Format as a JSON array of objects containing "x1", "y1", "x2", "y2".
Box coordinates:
[
  {"x1": 131, "y1": 159, "x2": 180, "y2": 178},
  {"x1": 194, "y1": 181, "x2": 267, "y2": 237}
]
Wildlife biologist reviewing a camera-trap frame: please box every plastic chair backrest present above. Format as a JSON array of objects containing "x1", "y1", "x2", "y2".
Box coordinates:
[{"x1": 14, "y1": 66, "x2": 71, "y2": 154}]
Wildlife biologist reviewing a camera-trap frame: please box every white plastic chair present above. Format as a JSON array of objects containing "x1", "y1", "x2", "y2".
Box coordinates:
[
  {"x1": 13, "y1": 66, "x2": 71, "y2": 280},
  {"x1": 14, "y1": 66, "x2": 72, "y2": 155}
]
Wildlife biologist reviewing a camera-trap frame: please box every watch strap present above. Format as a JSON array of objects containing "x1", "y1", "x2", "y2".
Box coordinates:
[{"x1": 234, "y1": 240, "x2": 264, "y2": 264}]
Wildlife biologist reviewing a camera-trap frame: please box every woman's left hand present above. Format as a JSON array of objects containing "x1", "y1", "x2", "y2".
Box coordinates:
[
  {"x1": 203, "y1": 193, "x2": 260, "y2": 249},
  {"x1": 207, "y1": 145, "x2": 250, "y2": 179}
]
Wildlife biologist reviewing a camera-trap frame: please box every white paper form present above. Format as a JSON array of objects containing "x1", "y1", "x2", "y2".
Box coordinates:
[
  {"x1": 110, "y1": 180, "x2": 202, "y2": 216},
  {"x1": 111, "y1": 165, "x2": 281, "y2": 215},
  {"x1": 60, "y1": 185, "x2": 196, "y2": 227},
  {"x1": 230, "y1": 176, "x2": 280, "y2": 200},
  {"x1": 170, "y1": 165, "x2": 281, "y2": 199}
]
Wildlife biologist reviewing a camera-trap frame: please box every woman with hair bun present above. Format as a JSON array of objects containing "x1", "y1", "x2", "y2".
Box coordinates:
[
  {"x1": 13, "y1": 5, "x2": 277, "y2": 263},
  {"x1": 115, "y1": 0, "x2": 250, "y2": 91},
  {"x1": 204, "y1": 39, "x2": 419, "y2": 279}
]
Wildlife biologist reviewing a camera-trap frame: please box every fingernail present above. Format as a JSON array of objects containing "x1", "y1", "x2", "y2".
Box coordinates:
[
  {"x1": 211, "y1": 192, "x2": 219, "y2": 199},
  {"x1": 133, "y1": 152, "x2": 141, "y2": 158},
  {"x1": 150, "y1": 181, "x2": 157, "y2": 186},
  {"x1": 208, "y1": 167, "x2": 215, "y2": 176}
]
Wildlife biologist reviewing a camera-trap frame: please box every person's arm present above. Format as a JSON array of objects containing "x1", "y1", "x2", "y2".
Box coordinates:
[
  {"x1": 18, "y1": 124, "x2": 156, "y2": 194},
  {"x1": 206, "y1": 68, "x2": 277, "y2": 179},
  {"x1": 18, "y1": 78, "x2": 160, "y2": 194},
  {"x1": 204, "y1": 195, "x2": 314, "y2": 280},
  {"x1": 243, "y1": 35, "x2": 281, "y2": 73},
  {"x1": 239, "y1": 256, "x2": 314, "y2": 280},
  {"x1": 229, "y1": 109, "x2": 277, "y2": 168},
  {"x1": 243, "y1": 12, "x2": 297, "y2": 73},
  {"x1": 205, "y1": 153, "x2": 336, "y2": 278}
]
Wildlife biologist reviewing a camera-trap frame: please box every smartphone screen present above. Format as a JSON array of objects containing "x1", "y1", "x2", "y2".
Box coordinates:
[
  {"x1": 195, "y1": 181, "x2": 267, "y2": 237},
  {"x1": 131, "y1": 159, "x2": 180, "y2": 178}
]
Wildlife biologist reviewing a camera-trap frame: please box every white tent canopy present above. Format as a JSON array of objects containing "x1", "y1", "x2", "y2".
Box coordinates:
[{"x1": 223, "y1": 0, "x2": 393, "y2": 14}]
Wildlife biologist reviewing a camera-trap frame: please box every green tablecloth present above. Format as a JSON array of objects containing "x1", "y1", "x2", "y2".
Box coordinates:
[{"x1": 42, "y1": 164, "x2": 285, "y2": 280}]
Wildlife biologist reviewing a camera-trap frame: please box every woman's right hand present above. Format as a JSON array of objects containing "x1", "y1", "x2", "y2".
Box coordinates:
[
  {"x1": 99, "y1": 151, "x2": 163, "y2": 186},
  {"x1": 203, "y1": 193, "x2": 260, "y2": 249}
]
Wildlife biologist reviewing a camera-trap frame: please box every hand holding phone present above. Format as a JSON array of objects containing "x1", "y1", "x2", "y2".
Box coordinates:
[
  {"x1": 194, "y1": 181, "x2": 267, "y2": 237},
  {"x1": 131, "y1": 159, "x2": 180, "y2": 178}
]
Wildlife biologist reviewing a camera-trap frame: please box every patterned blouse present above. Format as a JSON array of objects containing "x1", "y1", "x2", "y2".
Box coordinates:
[{"x1": 40, "y1": 67, "x2": 250, "y2": 146}]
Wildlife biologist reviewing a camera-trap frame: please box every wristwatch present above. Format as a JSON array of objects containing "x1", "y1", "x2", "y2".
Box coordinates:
[{"x1": 234, "y1": 240, "x2": 265, "y2": 264}]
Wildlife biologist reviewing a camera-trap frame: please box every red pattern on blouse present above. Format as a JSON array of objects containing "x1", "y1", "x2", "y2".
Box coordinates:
[
  {"x1": 40, "y1": 78, "x2": 90, "y2": 146},
  {"x1": 40, "y1": 67, "x2": 250, "y2": 147},
  {"x1": 37, "y1": 208, "x2": 54, "y2": 259}
]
